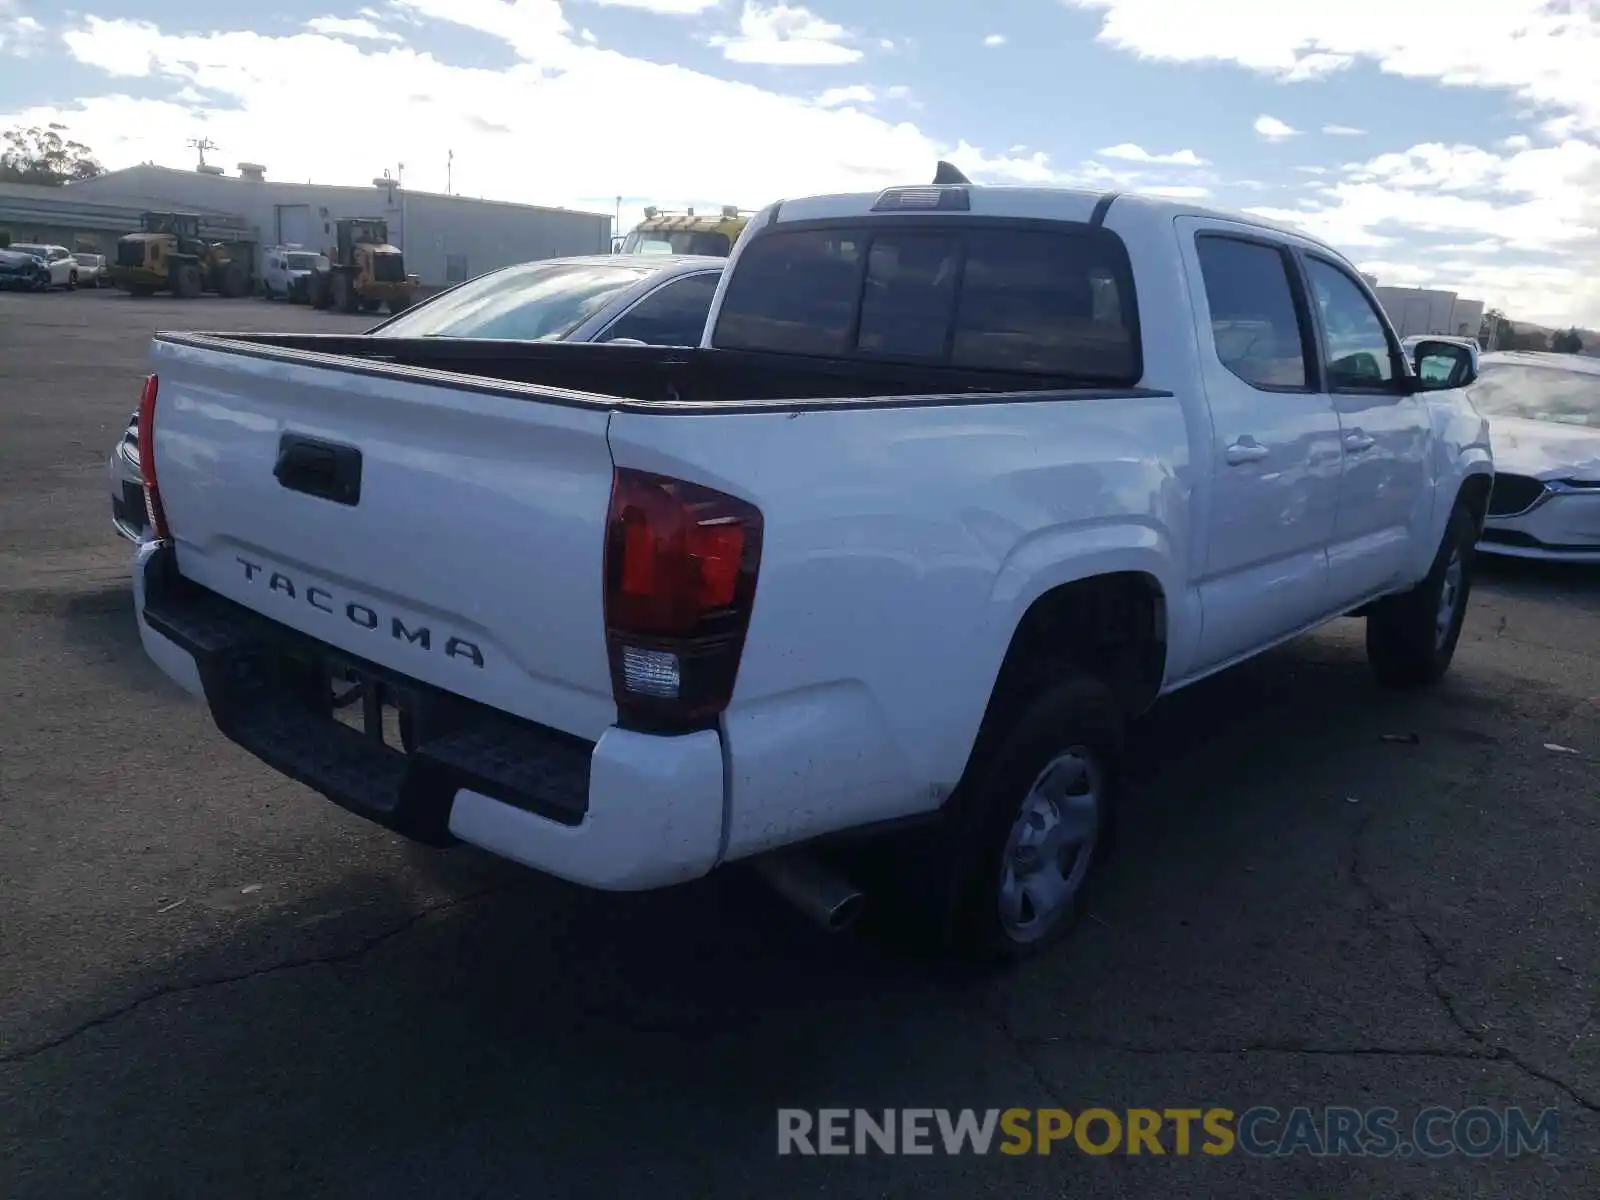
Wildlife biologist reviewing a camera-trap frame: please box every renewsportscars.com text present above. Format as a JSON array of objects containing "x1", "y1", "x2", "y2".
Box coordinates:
[{"x1": 776, "y1": 1107, "x2": 1561, "y2": 1158}]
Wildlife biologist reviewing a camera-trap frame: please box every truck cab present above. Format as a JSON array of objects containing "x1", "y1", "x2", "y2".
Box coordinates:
[{"x1": 618, "y1": 206, "x2": 751, "y2": 257}]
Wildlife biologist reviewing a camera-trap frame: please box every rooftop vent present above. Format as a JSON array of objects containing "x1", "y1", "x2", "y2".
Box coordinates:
[
  {"x1": 196, "y1": 163, "x2": 225, "y2": 176},
  {"x1": 238, "y1": 162, "x2": 266, "y2": 182}
]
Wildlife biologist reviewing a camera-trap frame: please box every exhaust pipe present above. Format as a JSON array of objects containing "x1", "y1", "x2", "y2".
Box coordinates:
[{"x1": 752, "y1": 852, "x2": 865, "y2": 933}]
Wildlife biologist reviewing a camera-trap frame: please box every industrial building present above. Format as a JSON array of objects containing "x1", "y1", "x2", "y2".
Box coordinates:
[
  {"x1": 3, "y1": 163, "x2": 613, "y2": 287},
  {"x1": 1372, "y1": 285, "x2": 1486, "y2": 342}
]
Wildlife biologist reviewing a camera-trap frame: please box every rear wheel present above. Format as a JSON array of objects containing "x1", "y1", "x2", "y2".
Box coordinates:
[
  {"x1": 387, "y1": 294, "x2": 413, "y2": 315},
  {"x1": 887, "y1": 674, "x2": 1122, "y2": 962},
  {"x1": 219, "y1": 263, "x2": 247, "y2": 298},
  {"x1": 331, "y1": 272, "x2": 356, "y2": 313},
  {"x1": 67, "y1": 271, "x2": 78, "y2": 291},
  {"x1": 172, "y1": 262, "x2": 202, "y2": 299},
  {"x1": 1366, "y1": 501, "x2": 1478, "y2": 688}
]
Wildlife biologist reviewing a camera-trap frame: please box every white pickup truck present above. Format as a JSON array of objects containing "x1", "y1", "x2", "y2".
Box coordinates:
[{"x1": 129, "y1": 169, "x2": 1493, "y2": 960}]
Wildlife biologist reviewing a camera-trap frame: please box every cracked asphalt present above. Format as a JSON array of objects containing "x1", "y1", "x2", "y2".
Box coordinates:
[{"x1": 2, "y1": 289, "x2": 1597, "y2": 1199}]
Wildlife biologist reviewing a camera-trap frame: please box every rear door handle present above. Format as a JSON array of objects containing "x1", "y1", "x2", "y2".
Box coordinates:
[
  {"x1": 274, "y1": 434, "x2": 363, "y2": 506},
  {"x1": 1225, "y1": 438, "x2": 1269, "y2": 465},
  {"x1": 1344, "y1": 430, "x2": 1377, "y2": 453}
]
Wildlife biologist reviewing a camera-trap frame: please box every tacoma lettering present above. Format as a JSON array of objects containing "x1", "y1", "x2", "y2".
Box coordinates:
[{"x1": 234, "y1": 559, "x2": 484, "y2": 667}]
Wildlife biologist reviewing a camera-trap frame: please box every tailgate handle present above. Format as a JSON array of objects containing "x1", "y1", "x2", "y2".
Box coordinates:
[{"x1": 274, "y1": 434, "x2": 362, "y2": 506}]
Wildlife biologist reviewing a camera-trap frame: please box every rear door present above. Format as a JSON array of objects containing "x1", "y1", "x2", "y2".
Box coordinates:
[
  {"x1": 1299, "y1": 254, "x2": 1432, "y2": 603},
  {"x1": 1176, "y1": 218, "x2": 1344, "y2": 669}
]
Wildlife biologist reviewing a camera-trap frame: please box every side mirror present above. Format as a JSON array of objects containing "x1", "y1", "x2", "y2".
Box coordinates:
[{"x1": 1410, "y1": 339, "x2": 1478, "y2": 391}]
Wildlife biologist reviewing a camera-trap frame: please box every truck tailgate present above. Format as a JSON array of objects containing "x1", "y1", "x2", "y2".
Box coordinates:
[{"x1": 148, "y1": 337, "x2": 618, "y2": 742}]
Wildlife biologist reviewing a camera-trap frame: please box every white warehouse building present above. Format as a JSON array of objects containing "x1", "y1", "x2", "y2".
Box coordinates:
[
  {"x1": 62, "y1": 163, "x2": 614, "y2": 288},
  {"x1": 1372, "y1": 285, "x2": 1486, "y2": 342}
]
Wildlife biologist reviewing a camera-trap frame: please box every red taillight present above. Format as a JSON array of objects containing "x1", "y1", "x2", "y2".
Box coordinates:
[
  {"x1": 603, "y1": 468, "x2": 763, "y2": 732},
  {"x1": 136, "y1": 373, "x2": 172, "y2": 543}
]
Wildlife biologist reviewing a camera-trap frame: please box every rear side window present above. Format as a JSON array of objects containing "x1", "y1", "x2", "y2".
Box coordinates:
[
  {"x1": 1194, "y1": 235, "x2": 1310, "y2": 391},
  {"x1": 713, "y1": 222, "x2": 1139, "y2": 383},
  {"x1": 602, "y1": 271, "x2": 721, "y2": 346}
]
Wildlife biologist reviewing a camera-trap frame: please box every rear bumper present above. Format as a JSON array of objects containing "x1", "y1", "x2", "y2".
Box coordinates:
[{"x1": 133, "y1": 542, "x2": 726, "y2": 890}]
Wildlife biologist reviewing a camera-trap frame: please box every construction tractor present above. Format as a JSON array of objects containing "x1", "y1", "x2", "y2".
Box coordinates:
[
  {"x1": 617, "y1": 205, "x2": 753, "y2": 257},
  {"x1": 109, "y1": 211, "x2": 255, "y2": 299},
  {"x1": 306, "y1": 217, "x2": 419, "y2": 315}
]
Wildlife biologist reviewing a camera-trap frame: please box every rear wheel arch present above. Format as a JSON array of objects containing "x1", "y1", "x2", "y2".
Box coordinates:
[{"x1": 957, "y1": 571, "x2": 1167, "y2": 798}]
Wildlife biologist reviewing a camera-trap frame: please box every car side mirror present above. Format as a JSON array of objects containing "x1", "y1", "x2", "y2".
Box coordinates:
[{"x1": 1410, "y1": 340, "x2": 1478, "y2": 391}]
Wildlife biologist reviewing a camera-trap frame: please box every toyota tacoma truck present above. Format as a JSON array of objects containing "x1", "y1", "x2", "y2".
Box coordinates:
[{"x1": 128, "y1": 167, "x2": 1493, "y2": 960}]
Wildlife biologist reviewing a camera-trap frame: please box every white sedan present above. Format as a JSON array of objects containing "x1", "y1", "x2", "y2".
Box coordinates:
[
  {"x1": 8, "y1": 243, "x2": 79, "y2": 289},
  {"x1": 1473, "y1": 351, "x2": 1600, "y2": 561}
]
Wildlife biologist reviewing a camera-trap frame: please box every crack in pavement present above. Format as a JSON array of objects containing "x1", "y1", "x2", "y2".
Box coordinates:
[
  {"x1": 1346, "y1": 802, "x2": 1600, "y2": 1115},
  {"x1": 0, "y1": 882, "x2": 522, "y2": 1067}
]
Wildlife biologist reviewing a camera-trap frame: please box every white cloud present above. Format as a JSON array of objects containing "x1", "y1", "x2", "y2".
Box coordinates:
[
  {"x1": 1503, "y1": 134, "x2": 1532, "y2": 150},
  {"x1": 708, "y1": 2, "x2": 861, "y2": 65},
  {"x1": 586, "y1": 0, "x2": 721, "y2": 12},
  {"x1": 884, "y1": 84, "x2": 911, "y2": 99},
  {"x1": 1322, "y1": 123, "x2": 1365, "y2": 136},
  {"x1": 814, "y1": 84, "x2": 873, "y2": 108},
  {"x1": 580, "y1": 27, "x2": 597, "y2": 43},
  {"x1": 1246, "y1": 139, "x2": 1600, "y2": 324},
  {"x1": 1, "y1": 0, "x2": 44, "y2": 57},
  {"x1": 305, "y1": 16, "x2": 403, "y2": 43},
  {"x1": 1254, "y1": 114, "x2": 1299, "y2": 141},
  {"x1": 984, "y1": 33, "x2": 1006, "y2": 47},
  {"x1": 1065, "y1": 1, "x2": 1600, "y2": 134},
  {"x1": 1096, "y1": 142, "x2": 1207, "y2": 166},
  {"x1": 30, "y1": 13, "x2": 1067, "y2": 241}
]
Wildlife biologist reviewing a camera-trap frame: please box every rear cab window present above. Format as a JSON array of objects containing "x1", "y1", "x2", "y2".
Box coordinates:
[{"x1": 710, "y1": 218, "x2": 1141, "y2": 385}]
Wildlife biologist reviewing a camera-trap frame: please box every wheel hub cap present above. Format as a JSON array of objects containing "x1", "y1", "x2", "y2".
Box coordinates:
[{"x1": 998, "y1": 749, "x2": 1102, "y2": 943}]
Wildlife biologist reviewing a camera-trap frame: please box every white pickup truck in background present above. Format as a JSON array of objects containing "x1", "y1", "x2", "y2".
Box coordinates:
[{"x1": 128, "y1": 167, "x2": 1492, "y2": 961}]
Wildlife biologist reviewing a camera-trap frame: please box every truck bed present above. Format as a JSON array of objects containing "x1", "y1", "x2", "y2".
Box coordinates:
[{"x1": 153, "y1": 331, "x2": 1168, "y2": 412}]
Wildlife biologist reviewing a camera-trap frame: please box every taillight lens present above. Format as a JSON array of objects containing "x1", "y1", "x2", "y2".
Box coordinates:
[
  {"x1": 136, "y1": 373, "x2": 172, "y2": 543},
  {"x1": 603, "y1": 468, "x2": 763, "y2": 733}
]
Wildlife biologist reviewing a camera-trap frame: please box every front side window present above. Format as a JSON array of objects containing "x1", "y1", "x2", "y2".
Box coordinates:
[
  {"x1": 602, "y1": 271, "x2": 721, "y2": 346},
  {"x1": 712, "y1": 222, "x2": 1139, "y2": 382},
  {"x1": 1305, "y1": 258, "x2": 1398, "y2": 390},
  {"x1": 370, "y1": 261, "x2": 654, "y2": 341},
  {"x1": 1468, "y1": 364, "x2": 1600, "y2": 428},
  {"x1": 1194, "y1": 235, "x2": 1309, "y2": 390}
]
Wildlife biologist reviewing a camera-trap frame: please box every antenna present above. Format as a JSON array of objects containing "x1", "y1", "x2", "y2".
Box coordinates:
[
  {"x1": 933, "y1": 160, "x2": 971, "y2": 186},
  {"x1": 186, "y1": 136, "x2": 218, "y2": 169}
]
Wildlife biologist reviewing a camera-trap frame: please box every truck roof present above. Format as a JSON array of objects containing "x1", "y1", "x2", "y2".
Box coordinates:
[{"x1": 763, "y1": 183, "x2": 1338, "y2": 261}]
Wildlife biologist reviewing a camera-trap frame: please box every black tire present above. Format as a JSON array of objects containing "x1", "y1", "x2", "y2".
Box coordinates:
[
  {"x1": 172, "y1": 262, "x2": 202, "y2": 299},
  {"x1": 1365, "y1": 501, "x2": 1478, "y2": 688},
  {"x1": 891, "y1": 675, "x2": 1123, "y2": 963},
  {"x1": 219, "y1": 263, "x2": 247, "y2": 298},
  {"x1": 387, "y1": 294, "x2": 413, "y2": 315},
  {"x1": 67, "y1": 271, "x2": 78, "y2": 291}
]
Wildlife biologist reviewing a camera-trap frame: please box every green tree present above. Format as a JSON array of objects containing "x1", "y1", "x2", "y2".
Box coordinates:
[
  {"x1": 0, "y1": 124, "x2": 104, "y2": 186},
  {"x1": 1550, "y1": 327, "x2": 1584, "y2": 354}
]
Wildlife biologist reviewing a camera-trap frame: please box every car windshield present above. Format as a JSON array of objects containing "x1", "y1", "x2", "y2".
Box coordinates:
[
  {"x1": 621, "y1": 230, "x2": 732, "y2": 257},
  {"x1": 370, "y1": 261, "x2": 656, "y2": 340},
  {"x1": 1468, "y1": 362, "x2": 1600, "y2": 428},
  {"x1": 12, "y1": 245, "x2": 46, "y2": 256},
  {"x1": 286, "y1": 253, "x2": 323, "y2": 271}
]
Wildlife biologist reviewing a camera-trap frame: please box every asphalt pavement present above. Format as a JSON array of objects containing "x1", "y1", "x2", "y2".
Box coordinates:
[{"x1": 1, "y1": 287, "x2": 1596, "y2": 1199}]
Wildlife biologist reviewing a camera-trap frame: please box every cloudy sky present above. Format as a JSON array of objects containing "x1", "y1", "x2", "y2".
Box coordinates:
[{"x1": 3, "y1": 0, "x2": 1600, "y2": 326}]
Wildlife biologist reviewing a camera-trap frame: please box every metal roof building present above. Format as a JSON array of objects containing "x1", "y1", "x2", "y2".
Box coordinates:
[{"x1": 7, "y1": 164, "x2": 614, "y2": 287}]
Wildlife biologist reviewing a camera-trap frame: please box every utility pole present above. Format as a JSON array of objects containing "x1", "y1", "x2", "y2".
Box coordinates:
[
  {"x1": 186, "y1": 136, "x2": 218, "y2": 169},
  {"x1": 447, "y1": 150, "x2": 453, "y2": 196}
]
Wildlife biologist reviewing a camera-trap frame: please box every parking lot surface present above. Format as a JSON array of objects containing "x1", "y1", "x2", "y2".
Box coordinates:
[{"x1": 1, "y1": 288, "x2": 1596, "y2": 1199}]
